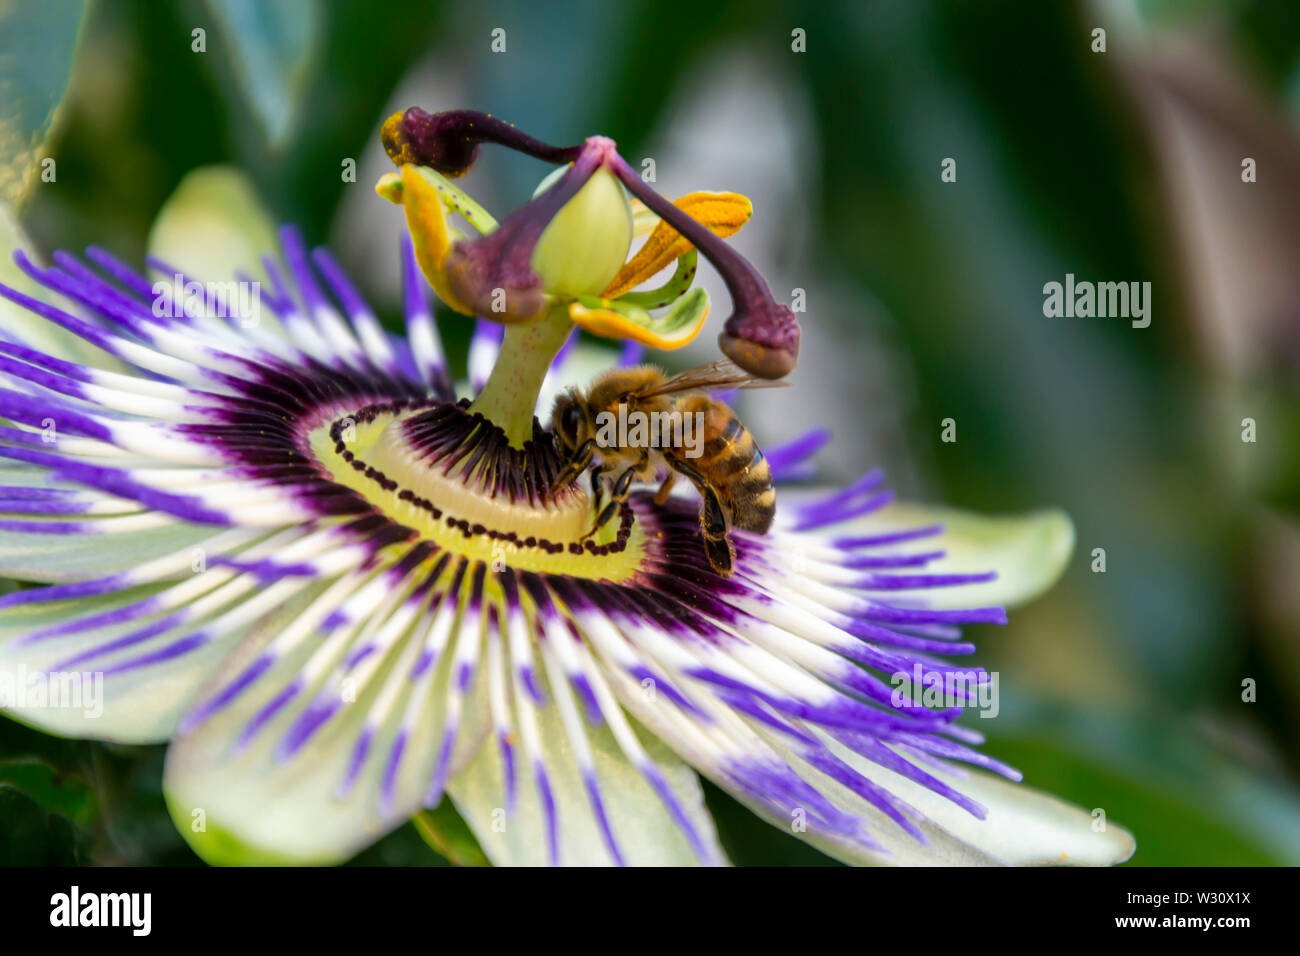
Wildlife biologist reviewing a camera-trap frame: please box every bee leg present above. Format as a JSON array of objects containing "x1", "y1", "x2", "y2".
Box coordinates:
[
  {"x1": 668, "y1": 459, "x2": 727, "y2": 534},
  {"x1": 549, "y1": 439, "x2": 595, "y2": 495},
  {"x1": 699, "y1": 498, "x2": 734, "y2": 573},
  {"x1": 581, "y1": 501, "x2": 620, "y2": 541},
  {"x1": 666, "y1": 459, "x2": 733, "y2": 574},
  {"x1": 701, "y1": 533, "x2": 735, "y2": 575},
  {"x1": 581, "y1": 460, "x2": 642, "y2": 541},
  {"x1": 610, "y1": 461, "x2": 639, "y2": 500},
  {"x1": 589, "y1": 462, "x2": 609, "y2": 511},
  {"x1": 653, "y1": 472, "x2": 676, "y2": 506}
]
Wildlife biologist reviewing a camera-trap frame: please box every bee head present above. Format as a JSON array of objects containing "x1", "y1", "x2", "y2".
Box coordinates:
[{"x1": 551, "y1": 389, "x2": 587, "y2": 456}]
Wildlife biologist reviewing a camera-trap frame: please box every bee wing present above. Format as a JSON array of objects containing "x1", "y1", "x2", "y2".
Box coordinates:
[{"x1": 633, "y1": 360, "x2": 791, "y2": 398}]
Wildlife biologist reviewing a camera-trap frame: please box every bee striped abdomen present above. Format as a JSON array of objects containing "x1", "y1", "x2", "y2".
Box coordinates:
[
  {"x1": 691, "y1": 404, "x2": 776, "y2": 534},
  {"x1": 725, "y1": 445, "x2": 775, "y2": 533}
]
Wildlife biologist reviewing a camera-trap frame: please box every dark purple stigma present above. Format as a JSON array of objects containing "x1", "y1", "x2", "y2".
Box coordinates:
[
  {"x1": 382, "y1": 108, "x2": 579, "y2": 178},
  {"x1": 717, "y1": 302, "x2": 800, "y2": 380}
]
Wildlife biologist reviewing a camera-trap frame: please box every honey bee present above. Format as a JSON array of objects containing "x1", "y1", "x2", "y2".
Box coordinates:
[{"x1": 550, "y1": 361, "x2": 786, "y2": 574}]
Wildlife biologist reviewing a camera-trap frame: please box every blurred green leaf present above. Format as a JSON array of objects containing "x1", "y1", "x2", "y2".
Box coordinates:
[
  {"x1": 344, "y1": 821, "x2": 451, "y2": 866},
  {"x1": 1248, "y1": 388, "x2": 1300, "y2": 518},
  {"x1": 0, "y1": 784, "x2": 91, "y2": 865},
  {"x1": 207, "y1": 0, "x2": 320, "y2": 148},
  {"x1": 0, "y1": 0, "x2": 86, "y2": 206},
  {"x1": 413, "y1": 803, "x2": 489, "y2": 867},
  {"x1": 989, "y1": 699, "x2": 1300, "y2": 865},
  {"x1": 989, "y1": 735, "x2": 1281, "y2": 865},
  {"x1": 0, "y1": 758, "x2": 96, "y2": 824}
]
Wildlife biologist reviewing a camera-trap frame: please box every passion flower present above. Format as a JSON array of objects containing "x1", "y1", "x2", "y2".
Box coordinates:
[{"x1": 0, "y1": 111, "x2": 1135, "y2": 866}]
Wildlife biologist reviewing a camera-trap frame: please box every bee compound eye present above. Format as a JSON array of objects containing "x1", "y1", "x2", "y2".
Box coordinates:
[{"x1": 561, "y1": 403, "x2": 582, "y2": 440}]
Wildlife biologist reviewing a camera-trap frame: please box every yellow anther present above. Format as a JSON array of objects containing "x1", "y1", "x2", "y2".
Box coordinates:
[
  {"x1": 381, "y1": 111, "x2": 421, "y2": 166},
  {"x1": 602, "y1": 192, "x2": 752, "y2": 298},
  {"x1": 385, "y1": 164, "x2": 475, "y2": 315},
  {"x1": 568, "y1": 290, "x2": 710, "y2": 350}
]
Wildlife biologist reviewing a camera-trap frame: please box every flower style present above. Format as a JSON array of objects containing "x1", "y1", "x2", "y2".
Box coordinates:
[{"x1": 0, "y1": 111, "x2": 1134, "y2": 866}]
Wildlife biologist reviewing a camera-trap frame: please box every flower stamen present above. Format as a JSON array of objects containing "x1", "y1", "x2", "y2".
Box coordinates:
[{"x1": 383, "y1": 108, "x2": 801, "y2": 380}]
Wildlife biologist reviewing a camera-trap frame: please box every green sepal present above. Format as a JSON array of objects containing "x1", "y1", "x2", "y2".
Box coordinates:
[
  {"x1": 569, "y1": 286, "x2": 710, "y2": 349},
  {"x1": 618, "y1": 249, "x2": 699, "y2": 309}
]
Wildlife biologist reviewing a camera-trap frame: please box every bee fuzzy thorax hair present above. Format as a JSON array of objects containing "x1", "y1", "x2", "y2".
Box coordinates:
[{"x1": 594, "y1": 404, "x2": 707, "y2": 458}]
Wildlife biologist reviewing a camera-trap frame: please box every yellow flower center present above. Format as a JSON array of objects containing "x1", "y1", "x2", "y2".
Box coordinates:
[{"x1": 308, "y1": 402, "x2": 648, "y2": 581}]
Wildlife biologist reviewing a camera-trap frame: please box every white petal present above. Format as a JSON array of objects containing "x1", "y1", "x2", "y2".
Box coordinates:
[
  {"x1": 0, "y1": 515, "x2": 217, "y2": 583},
  {"x1": 755, "y1": 729, "x2": 1133, "y2": 866},
  {"x1": 163, "y1": 567, "x2": 474, "y2": 865},
  {"x1": 0, "y1": 203, "x2": 125, "y2": 370},
  {"x1": 0, "y1": 580, "x2": 314, "y2": 743},
  {"x1": 916, "y1": 760, "x2": 1136, "y2": 866},
  {"x1": 848, "y1": 503, "x2": 1075, "y2": 609},
  {"x1": 448, "y1": 706, "x2": 724, "y2": 866}
]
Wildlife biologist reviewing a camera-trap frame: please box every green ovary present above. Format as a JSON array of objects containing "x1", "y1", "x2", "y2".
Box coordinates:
[{"x1": 531, "y1": 167, "x2": 633, "y2": 298}]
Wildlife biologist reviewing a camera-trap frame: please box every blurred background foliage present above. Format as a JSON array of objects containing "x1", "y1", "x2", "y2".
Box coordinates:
[{"x1": 2, "y1": 0, "x2": 1300, "y2": 865}]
